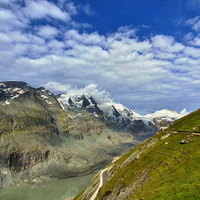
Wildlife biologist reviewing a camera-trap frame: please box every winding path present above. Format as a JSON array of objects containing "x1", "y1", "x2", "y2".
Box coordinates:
[{"x1": 90, "y1": 168, "x2": 108, "y2": 200}]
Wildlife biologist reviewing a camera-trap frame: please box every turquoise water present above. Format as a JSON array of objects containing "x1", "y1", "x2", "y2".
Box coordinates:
[{"x1": 0, "y1": 174, "x2": 94, "y2": 200}]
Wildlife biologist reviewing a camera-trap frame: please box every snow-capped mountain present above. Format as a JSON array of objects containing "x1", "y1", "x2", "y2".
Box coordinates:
[
  {"x1": 145, "y1": 109, "x2": 182, "y2": 119},
  {"x1": 58, "y1": 93, "x2": 141, "y2": 127},
  {"x1": 58, "y1": 93, "x2": 185, "y2": 135},
  {"x1": 144, "y1": 108, "x2": 184, "y2": 127}
]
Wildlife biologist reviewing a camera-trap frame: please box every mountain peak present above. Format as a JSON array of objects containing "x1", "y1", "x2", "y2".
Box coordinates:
[{"x1": 145, "y1": 108, "x2": 182, "y2": 119}]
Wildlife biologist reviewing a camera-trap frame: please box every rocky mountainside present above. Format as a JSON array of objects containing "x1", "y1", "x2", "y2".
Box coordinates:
[
  {"x1": 0, "y1": 81, "x2": 136, "y2": 189},
  {"x1": 0, "y1": 81, "x2": 184, "y2": 190},
  {"x1": 75, "y1": 108, "x2": 200, "y2": 200}
]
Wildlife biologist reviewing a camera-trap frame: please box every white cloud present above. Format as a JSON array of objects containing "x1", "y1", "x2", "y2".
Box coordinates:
[
  {"x1": 66, "y1": 2, "x2": 77, "y2": 15},
  {"x1": 82, "y1": 4, "x2": 95, "y2": 15},
  {"x1": 186, "y1": 16, "x2": 200, "y2": 26},
  {"x1": 180, "y1": 108, "x2": 190, "y2": 116},
  {"x1": 184, "y1": 46, "x2": 200, "y2": 58},
  {"x1": 0, "y1": 32, "x2": 11, "y2": 43},
  {"x1": 0, "y1": 8, "x2": 25, "y2": 31},
  {"x1": 47, "y1": 40, "x2": 65, "y2": 49},
  {"x1": 23, "y1": 0, "x2": 71, "y2": 21},
  {"x1": 184, "y1": 32, "x2": 194, "y2": 42},
  {"x1": 189, "y1": 36, "x2": 200, "y2": 46},
  {"x1": 70, "y1": 21, "x2": 92, "y2": 29},
  {"x1": 65, "y1": 29, "x2": 106, "y2": 47},
  {"x1": 45, "y1": 81, "x2": 71, "y2": 92},
  {"x1": 185, "y1": 16, "x2": 200, "y2": 32},
  {"x1": 45, "y1": 82, "x2": 113, "y2": 105},
  {"x1": 0, "y1": 0, "x2": 18, "y2": 4},
  {"x1": 192, "y1": 21, "x2": 200, "y2": 31},
  {"x1": 151, "y1": 35, "x2": 185, "y2": 52},
  {"x1": 36, "y1": 25, "x2": 59, "y2": 39}
]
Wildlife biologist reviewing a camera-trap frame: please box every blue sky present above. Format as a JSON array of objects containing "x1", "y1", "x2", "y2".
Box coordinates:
[{"x1": 0, "y1": 0, "x2": 200, "y2": 114}]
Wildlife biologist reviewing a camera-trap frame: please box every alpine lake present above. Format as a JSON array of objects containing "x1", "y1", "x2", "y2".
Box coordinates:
[{"x1": 0, "y1": 174, "x2": 95, "y2": 200}]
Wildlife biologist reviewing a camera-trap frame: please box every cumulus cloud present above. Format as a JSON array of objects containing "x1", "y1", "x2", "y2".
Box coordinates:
[
  {"x1": 36, "y1": 25, "x2": 59, "y2": 39},
  {"x1": 180, "y1": 108, "x2": 190, "y2": 116},
  {"x1": 23, "y1": 0, "x2": 71, "y2": 21},
  {"x1": 151, "y1": 35, "x2": 185, "y2": 52},
  {"x1": 65, "y1": 29, "x2": 106, "y2": 47},
  {"x1": 45, "y1": 81, "x2": 71, "y2": 92},
  {"x1": 45, "y1": 82, "x2": 113, "y2": 105},
  {"x1": 0, "y1": 8, "x2": 25, "y2": 31}
]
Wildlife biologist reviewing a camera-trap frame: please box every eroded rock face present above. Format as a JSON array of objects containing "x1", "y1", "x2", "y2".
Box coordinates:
[
  {"x1": 9, "y1": 150, "x2": 50, "y2": 172},
  {"x1": 0, "y1": 81, "x2": 136, "y2": 189}
]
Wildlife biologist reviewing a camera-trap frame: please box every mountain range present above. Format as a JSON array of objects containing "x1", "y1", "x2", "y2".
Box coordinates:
[{"x1": 0, "y1": 81, "x2": 184, "y2": 189}]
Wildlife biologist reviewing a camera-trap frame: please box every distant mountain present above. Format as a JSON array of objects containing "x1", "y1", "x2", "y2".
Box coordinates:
[
  {"x1": 144, "y1": 108, "x2": 184, "y2": 128},
  {"x1": 75, "y1": 108, "x2": 200, "y2": 200},
  {"x1": 145, "y1": 108, "x2": 183, "y2": 120},
  {"x1": 58, "y1": 94, "x2": 184, "y2": 138}
]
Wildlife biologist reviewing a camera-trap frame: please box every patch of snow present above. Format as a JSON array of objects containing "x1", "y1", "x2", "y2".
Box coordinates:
[
  {"x1": 46, "y1": 100, "x2": 52, "y2": 104},
  {"x1": 86, "y1": 104, "x2": 95, "y2": 109},
  {"x1": 0, "y1": 83, "x2": 6, "y2": 87},
  {"x1": 93, "y1": 112, "x2": 98, "y2": 117},
  {"x1": 18, "y1": 90, "x2": 24, "y2": 94},
  {"x1": 58, "y1": 96, "x2": 69, "y2": 106},
  {"x1": 13, "y1": 88, "x2": 21, "y2": 92},
  {"x1": 11, "y1": 94, "x2": 20, "y2": 100},
  {"x1": 67, "y1": 114, "x2": 72, "y2": 119},
  {"x1": 133, "y1": 117, "x2": 155, "y2": 125},
  {"x1": 76, "y1": 113, "x2": 82, "y2": 117},
  {"x1": 58, "y1": 101, "x2": 65, "y2": 110},
  {"x1": 74, "y1": 100, "x2": 82, "y2": 108},
  {"x1": 5, "y1": 100, "x2": 10, "y2": 105},
  {"x1": 41, "y1": 95, "x2": 49, "y2": 99}
]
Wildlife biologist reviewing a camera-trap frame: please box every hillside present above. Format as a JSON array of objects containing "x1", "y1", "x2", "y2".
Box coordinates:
[
  {"x1": 167, "y1": 108, "x2": 200, "y2": 132},
  {"x1": 75, "y1": 108, "x2": 200, "y2": 200}
]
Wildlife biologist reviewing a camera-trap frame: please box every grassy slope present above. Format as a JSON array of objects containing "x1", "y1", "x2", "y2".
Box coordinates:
[
  {"x1": 89, "y1": 108, "x2": 200, "y2": 200},
  {"x1": 168, "y1": 108, "x2": 200, "y2": 132},
  {"x1": 95, "y1": 131, "x2": 200, "y2": 199}
]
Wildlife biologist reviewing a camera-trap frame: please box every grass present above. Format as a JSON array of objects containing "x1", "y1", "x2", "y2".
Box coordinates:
[
  {"x1": 168, "y1": 108, "x2": 200, "y2": 132},
  {"x1": 95, "y1": 131, "x2": 200, "y2": 199}
]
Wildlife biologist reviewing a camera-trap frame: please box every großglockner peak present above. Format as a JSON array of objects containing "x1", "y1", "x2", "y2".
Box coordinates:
[{"x1": 58, "y1": 93, "x2": 185, "y2": 133}]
